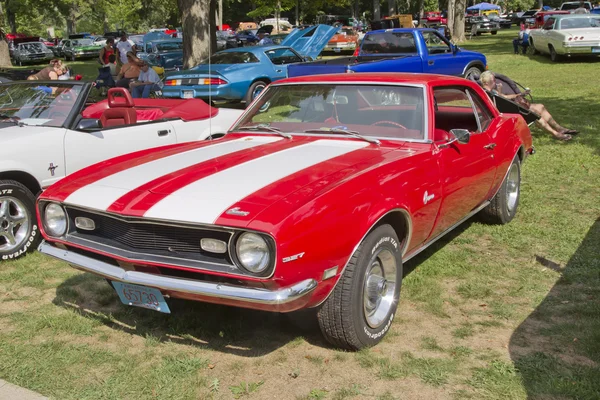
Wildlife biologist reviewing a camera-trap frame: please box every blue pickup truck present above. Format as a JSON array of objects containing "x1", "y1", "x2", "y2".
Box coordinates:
[{"x1": 287, "y1": 28, "x2": 487, "y2": 79}]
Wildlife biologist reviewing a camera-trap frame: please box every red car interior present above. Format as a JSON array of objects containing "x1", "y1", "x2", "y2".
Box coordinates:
[{"x1": 81, "y1": 88, "x2": 219, "y2": 127}]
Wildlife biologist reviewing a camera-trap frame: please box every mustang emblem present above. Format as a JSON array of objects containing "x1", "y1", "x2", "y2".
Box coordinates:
[
  {"x1": 423, "y1": 191, "x2": 435, "y2": 205},
  {"x1": 225, "y1": 207, "x2": 250, "y2": 216},
  {"x1": 48, "y1": 163, "x2": 58, "y2": 176}
]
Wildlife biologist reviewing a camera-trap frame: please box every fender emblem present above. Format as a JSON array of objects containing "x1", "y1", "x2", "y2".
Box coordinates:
[
  {"x1": 423, "y1": 191, "x2": 435, "y2": 205},
  {"x1": 282, "y1": 252, "x2": 305, "y2": 263},
  {"x1": 226, "y1": 207, "x2": 250, "y2": 216},
  {"x1": 48, "y1": 163, "x2": 58, "y2": 176}
]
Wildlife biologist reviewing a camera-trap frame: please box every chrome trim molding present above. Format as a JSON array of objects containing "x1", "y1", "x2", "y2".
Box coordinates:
[
  {"x1": 403, "y1": 200, "x2": 490, "y2": 263},
  {"x1": 39, "y1": 242, "x2": 317, "y2": 309}
]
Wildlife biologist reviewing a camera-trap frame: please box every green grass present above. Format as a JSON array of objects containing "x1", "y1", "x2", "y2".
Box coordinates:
[{"x1": 0, "y1": 28, "x2": 599, "y2": 399}]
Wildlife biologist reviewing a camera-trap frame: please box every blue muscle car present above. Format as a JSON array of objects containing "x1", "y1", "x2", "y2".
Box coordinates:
[{"x1": 162, "y1": 24, "x2": 337, "y2": 103}]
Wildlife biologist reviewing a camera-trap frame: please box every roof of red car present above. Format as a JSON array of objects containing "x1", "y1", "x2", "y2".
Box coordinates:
[{"x1": 276, "y1": 72, "x2": 476, "y2": 87}]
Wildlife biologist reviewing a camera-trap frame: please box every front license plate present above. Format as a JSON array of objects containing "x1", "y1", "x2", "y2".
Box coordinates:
[
  {"x1": 334, "y1": 48, "x2": 341, "y2": 52},
  {"x1": 592, "y1": 47, "x2": 600, "y2": 53},
  {"x1": 112, "y1": 281, "x2": 171, "y2": 313},
  {"x1": 182, "y1": 90, "x2": 194, "y2": 99}
]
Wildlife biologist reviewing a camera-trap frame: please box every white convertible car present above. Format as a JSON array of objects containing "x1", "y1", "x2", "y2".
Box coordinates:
[
  {"x1": 0, "y1": 82, "x2": 242, "y2": 260},
  {"x1": 529, "y1": 14, "x2": 600, "y2": 61}
]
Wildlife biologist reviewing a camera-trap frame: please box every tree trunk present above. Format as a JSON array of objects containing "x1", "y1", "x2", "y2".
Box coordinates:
[
  {"x1": 374, "y1": 0, "x2": 381, "y2": 20},
  {"x1": 295, "y1": 0, "x2": 299, "y2": 25},
  {"x1": 388, "y1": 0, "x2": 396, "y2": 16},
  {"x1": 452, "y1": 0, "x2": 466, "y2": 42},
  {"x1": 7, "y1": 8, "x2": 16, "y2": 34},
  {"x1": 178, "y1": 0, "x2": 216, "y2": 70},
  {"x1": 447, "y1": 0, "x2": 455, "y2": 36},
  {"x1": 418, "y1": 0, "x2": 425, "y2": 26}
]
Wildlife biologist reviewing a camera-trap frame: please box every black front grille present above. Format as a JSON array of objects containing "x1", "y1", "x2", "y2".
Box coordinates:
[{"x1": 65, "y1": 207, "x2": 233, "y2": 265}]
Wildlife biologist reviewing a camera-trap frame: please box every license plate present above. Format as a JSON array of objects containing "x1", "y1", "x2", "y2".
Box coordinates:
[
  {"x1": 112, "y1": 281, "x2": 171, "y2": 313},
  {"x1": 592, "y1": 47, "x2": 600, "y2": 53},
  {"x1": 334, "y1": 48, "x2": 341, "y2": 52},
  {"x1": 182, "y1": 90, "x2": 194, "y2": 99}
]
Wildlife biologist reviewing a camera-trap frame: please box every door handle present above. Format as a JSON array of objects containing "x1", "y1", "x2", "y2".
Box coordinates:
[
  {"x1": 484, "y1": 143, "x2": 496, "y2": 150},
  {"x1": 428, "y1": 60, "x2": 434, "y2": 66},
  {"x1": 275, "y1": 69, "x2": 282, "y2": 73},
  {"x1": 157, "y1": 130, "x2": 170, "y2": 137}
]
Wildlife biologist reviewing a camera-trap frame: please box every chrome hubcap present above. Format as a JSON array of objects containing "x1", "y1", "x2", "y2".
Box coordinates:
[
  {"x1": 506, "y1": 163, "x2": 519, "y2": 214},
  {"x1": 0, "y1": 196, "x2": 29, "y2": 253},
  {"x1": 252, "y1": 84, "x2": 265, "y2": 100},
  {"x1": 363, "y1": 249, "x2": 397, "y2": 329}
]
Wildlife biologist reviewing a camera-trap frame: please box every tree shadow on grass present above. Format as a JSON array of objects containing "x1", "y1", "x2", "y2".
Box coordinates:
[
  {"x1": 509, "y1": 218, "x2": 600, "y2": 398},
  {"x1": 53, "y1": 274, "x2": 329, "y2": 357}
]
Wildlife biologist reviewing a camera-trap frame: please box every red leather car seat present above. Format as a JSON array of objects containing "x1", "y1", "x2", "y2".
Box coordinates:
[{"x1": 100, "y1": 88, "x2": 137, "y2": 127}]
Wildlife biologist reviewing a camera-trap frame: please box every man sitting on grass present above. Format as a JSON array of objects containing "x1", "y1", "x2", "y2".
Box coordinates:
[{"x1": 129, "y1": 61, "x2": 162, "y2": 98}]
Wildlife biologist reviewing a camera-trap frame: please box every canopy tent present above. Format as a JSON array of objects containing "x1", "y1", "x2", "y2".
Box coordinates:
[
  {"x1": 542, "y1": 5, "x2": 552, "y2": 10},
  {"x1": 467, "y1": 2, "x2": 502, "y2": 11}
]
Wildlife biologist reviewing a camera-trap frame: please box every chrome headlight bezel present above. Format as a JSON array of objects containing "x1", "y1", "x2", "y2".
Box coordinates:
[
  {"x1": 43, "y1": 202, "x2": 68, "y2": 237},
  {"x1": 233, "y1": 232, "x2": 274, "y2": 276}
]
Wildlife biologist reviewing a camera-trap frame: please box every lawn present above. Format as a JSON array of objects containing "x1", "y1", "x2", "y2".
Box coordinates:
[{"x1": 1, "y1": 28, "x2": 599, "y2": 400}]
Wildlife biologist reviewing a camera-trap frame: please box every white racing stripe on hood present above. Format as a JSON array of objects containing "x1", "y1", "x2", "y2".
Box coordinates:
[
  {"x1": 64, "y1": 136, "x2": 282, "y2": 211},
  {"x1": 144, "y1": 139, "x2": 369, "y2": 224}
]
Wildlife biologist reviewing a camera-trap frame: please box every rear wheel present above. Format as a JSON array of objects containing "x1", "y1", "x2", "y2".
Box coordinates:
[
  {"x1": 317, "y1": 224, "x2": 402, "y2": 350},
  {"x1": 0, "y1": 180, "x2": 41, "y2": 261},
  {"x1": 244, "y1": 80, "x2": 268, "y2": 104},
  {"x1": 491, "y1": 31, "x2": 498, "y2": 35},
  {"x1": 479, "y1": 157, "x2": 521, "y2": 225},
  {"x1": 549, "y1": 45, "x2": 560, "y2": 62}
]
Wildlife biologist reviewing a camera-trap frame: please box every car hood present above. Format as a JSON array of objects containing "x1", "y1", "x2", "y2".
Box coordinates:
[
  {"x1": 49, "y1": 134, "x2": 406, "y2": 228},
  {"x1": 73, "y1": 45, "x2": 102, "y2": 51},
  {"x1": 280, "y1": 25, "x2": 338, "y2": 59}
]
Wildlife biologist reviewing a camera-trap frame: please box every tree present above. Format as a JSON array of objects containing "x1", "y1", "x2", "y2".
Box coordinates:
[
  {"x1": 450, "y1": 0, "x2": 467, "y2": 42},
  {"x1": 177, "y1": 0, "x2": 216, "y2": 69}
]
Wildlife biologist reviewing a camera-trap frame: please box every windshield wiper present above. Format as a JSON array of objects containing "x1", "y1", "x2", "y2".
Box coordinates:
[
  {"x1": 303, "y1": 126, "x2": 380, "y2": 145},
  {"x1": 236, "y1": 123, "x2": 292, "y2": 139}
]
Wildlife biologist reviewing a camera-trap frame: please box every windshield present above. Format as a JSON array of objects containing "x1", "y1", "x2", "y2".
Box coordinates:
[
  {"x1": 561, "y1": 3, "x2": 590, "y2": 10},
  {"x1": 155, "y1": 41, "x2": 183, "y2": 51},
  {"x1": 72, "y1": 39, "x2": 94, "y2": 46},
  {"x1": 361, "y1": 32, "x2": 417, "y2": 54},
  {"x1": 559, "y1": 16, "x2": 600, "y2": 29},
  {"x1": 0, "y1": 83, "x2": 82, "y2": 127},
  {"x1": 19, "y1": 43, "x2": 47, "y2": 52},
  {"x1": 232, "y1": 84, "x2": 425, "y2": 140},
  {"x1": 522, "y1": 10, "x2": 537, "y2": 17},
  {"x1": 200, "y1": 51, "x2": 259, "y2": 64}
]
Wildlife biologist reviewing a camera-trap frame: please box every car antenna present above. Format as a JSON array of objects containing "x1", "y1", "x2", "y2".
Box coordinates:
[{"x1": 208, "y1": 27, "x2": 212, "y2": 140}]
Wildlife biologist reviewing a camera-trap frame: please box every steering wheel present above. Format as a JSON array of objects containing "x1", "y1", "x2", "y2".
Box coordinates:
[{"x1": 371, "y1": 120, "x2": 407, "y2": 129}]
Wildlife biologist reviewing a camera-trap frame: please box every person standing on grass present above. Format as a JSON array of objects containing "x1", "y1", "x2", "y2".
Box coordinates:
[
  {"x1": 99, "y1": 38, "x2": 115, "y2": 65},
  {"x1": 116, "y1": 33, "x2": 135, "y2": 67},
  {"x1": 129, "y1": 61, "x2": 162, "y2": 98}
]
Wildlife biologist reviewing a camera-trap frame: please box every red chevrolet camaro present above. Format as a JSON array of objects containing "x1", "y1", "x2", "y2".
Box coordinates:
[{"x1": 37, "y1": 73, "x2": 533, "y2": 350}]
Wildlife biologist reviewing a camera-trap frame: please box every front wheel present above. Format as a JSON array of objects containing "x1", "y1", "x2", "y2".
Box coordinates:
[
  {"x1": 491, "y1": 31, "x2": 498, "y2": 35},
  {"x1": 317, "y1": 224, "x2": 402, "y2": 350},
  {"x1": 0, "y1": 180, "x2": 41, "y2": 261},
  {"x1": 479, "y1": 157, "x2": 521, "y2": 224},
  {"x1": 464, "y1": 66, "x2": 482, "y2": 80}
]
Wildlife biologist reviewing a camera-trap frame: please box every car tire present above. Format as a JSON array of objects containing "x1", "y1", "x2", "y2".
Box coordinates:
[
  {"x1": 491, "y1": 31, "x2": 498, "y2": 35},
  {"x1": 317, "y1": 224, "x2": 402, "y2": 350},
  {"x1": 479, "y1": 157, "x2": 521, "y2": 225},
  {"x1": 0, "y1": 180, "x2": 41, "y2": 261},
  {"x1": 464, "y1": 66, "x2": 482, "y2": 80},
  {"x1": 244, "y1": 80, "x2": 268, "y2": 104},
  {"x1": 549, "y1": 45, "x2": 560, "y2": 62},
  {"x1": 476, "y1": 32, "x2": 482, "y2": 36}
]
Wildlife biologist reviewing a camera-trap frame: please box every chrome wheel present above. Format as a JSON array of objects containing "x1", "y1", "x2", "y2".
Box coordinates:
[
  {"x1": 252, "y1": 83, "x2": 266, "y2": 100},
  {"x1": 0, "y1": 196, "x2": 29, "y2": 253},
  {"x1": 363, "y1": 248, "x2": 397, "y2": 329},
  {"x1": 506, "y1": 162, "x2": 520, "y2": 214}
]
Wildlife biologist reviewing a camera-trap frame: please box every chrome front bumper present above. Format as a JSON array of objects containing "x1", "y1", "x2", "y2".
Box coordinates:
[{"x1": 39, "y1": 241, "x2": 318, "y2": 312}]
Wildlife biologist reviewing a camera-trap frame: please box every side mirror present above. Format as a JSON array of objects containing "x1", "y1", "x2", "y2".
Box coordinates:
[
  {"x1": 439, "y1": 129, "x2": 470, "y2": 148},
  {"x1": 452, "y1": 44, "x2": 459, "y2": 54},
  {"x1": 77, "y1": 118, "x2": 102, "y2": 131}
]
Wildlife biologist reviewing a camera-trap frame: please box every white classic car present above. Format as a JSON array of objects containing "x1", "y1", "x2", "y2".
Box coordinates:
[
  {"x1": 0, "y1": 82, "x2": 242, "y2": 261},
  {"x1": 529, "y1": 14, "x2": 600, "y2": 61}
]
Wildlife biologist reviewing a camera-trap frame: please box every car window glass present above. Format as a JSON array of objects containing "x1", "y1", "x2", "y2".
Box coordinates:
[
  {"x1": 468, "y1": 90, "x2": 493, "y2": 132},
  {"x1": 433, "y1": 88, "x2": 480, "y2": 133},
  {"x1": 155, "y1": 42, "x2": 183, "y2": 51},
  {"x1": 200, "y1": 52, "x2": 259, "y2": 64},
  {"x1": 361, "y1": 32, "x2": 417, "y2": 54},
  {"x1": 264, "y1": 48, "x2": 302, "y2": 65},
  {"x1": 421, "y1": 31, "x2": 451, "y2": 55},
  {"x1": 559, "y1": 16, "x2": 600, "y2": 29},
  {"x1": 543, "y1": 18, "x2": 555, "y2": 30},
  {"x1": 233, "y1": 84, "x2": 426, "y2": 140}
]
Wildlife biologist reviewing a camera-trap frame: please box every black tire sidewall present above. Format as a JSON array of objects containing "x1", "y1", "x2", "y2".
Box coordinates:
[
  {"x1": 350, "y1": 225, "x2": 402, "y2": 347},
  {"x1": 0, "y1": 182, "x2": 40, "y2": 261},
  {"x1": 245, "y1": 81, "x2": 266, "y2": 103}
]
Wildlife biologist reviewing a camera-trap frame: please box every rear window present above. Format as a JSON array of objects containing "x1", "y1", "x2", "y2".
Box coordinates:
[
  {"x1": 361, "y1": 32, "x2": 417, "y2": 55},
  {"x1": 561, "y1": 3, "x2": 590, "y2": 10},
  {"x1": 202, "y1": 52, "x2": 259, "y2": 64},
  {"x1": 559, "y1": 16, "x2": 600, "y2": 29}
]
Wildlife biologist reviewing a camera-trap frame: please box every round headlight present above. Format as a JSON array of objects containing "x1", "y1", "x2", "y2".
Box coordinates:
[
  {"x1": 235, "y1": 232, "x2": 270, "y2": 274},
  {"x1": 44, "y1": 203, "x2": 67, "y2": 237}
]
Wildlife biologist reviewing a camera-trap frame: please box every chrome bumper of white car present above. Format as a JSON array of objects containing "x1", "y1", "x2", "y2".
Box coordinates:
[{"x1": 39, "y1": 241, "x2": 318, "y2": 310}]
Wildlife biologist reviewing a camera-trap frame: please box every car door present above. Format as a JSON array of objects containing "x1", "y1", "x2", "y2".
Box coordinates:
[
  {"x1": 429, "y1": 86, "x2": 497, "y2": 236},
  {"x1": 263, "y1": 48, "x2": 304, "y2": 80},
  {"x1": 63, "y1": 40, "x2": 71, "y2": 57},
  {"x1": 538, "y1": 17, "x2": 556, "y2": 50},
  {"x1": 419, "y1": 31, "x2": 464, "y2": 76},
  {"x1": 64, "y1": 121, "x2": 177, "y2": 175}
]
